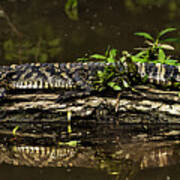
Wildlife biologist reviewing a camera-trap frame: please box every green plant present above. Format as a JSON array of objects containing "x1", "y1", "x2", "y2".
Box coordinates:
[
  {"x1": 77, "y1": 47, "x2": 118, "y2": 62},
  {"x1": 134, "y1": 27, "x2": 180, "y2": 65},
  {"x1": 94, "y1": 65, "x2": 122, "y2": 91},
  {"x1": 90, "y1": 48, "x2": 123, "y2": 91},
  {"x1": 90, "y1": 46, "x2": 118, "y2": 63},
  {"x1": 77, "y1": 47, "x2": 131, "y2": 92},
  {"x1": 76, "y1": 28, "x2": 180, "y2": 92},
  {"x1": 91, "y1": 47, "x2": 125, "y2": 91}
]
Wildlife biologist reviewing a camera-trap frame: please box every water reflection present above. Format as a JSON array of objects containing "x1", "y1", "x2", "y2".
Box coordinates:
[{"x1": 1, "y1": 122, "x2": 180, "y2": 179}]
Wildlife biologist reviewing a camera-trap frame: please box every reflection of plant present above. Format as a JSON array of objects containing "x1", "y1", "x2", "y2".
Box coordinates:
[
  {"x1": 3, "y1": 38, "x2": 62, "y2": 63},
  {"x1": 134, "y1": 27, "x2": 180, "y2": 65},
  {"x1": 65, "y1": 0, "x2": 79, "y2": 21},
  {"x1": 125, "y1": 0, "x2": 179, "y2": 20}
]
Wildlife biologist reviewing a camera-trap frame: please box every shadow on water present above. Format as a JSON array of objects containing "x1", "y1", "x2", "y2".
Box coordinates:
[{"x1": 0, "y1": 0, "x2": 180, "y2": 179}]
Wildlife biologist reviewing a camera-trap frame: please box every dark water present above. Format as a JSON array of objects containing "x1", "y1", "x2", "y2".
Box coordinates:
[
  {"x1": 1, "y1": 164, "x2": 180, "y2": 180},
  {"x1": 0, "y1": 165, "x2": 113, "y2": 180},
  {"x1": 0, "y1": 0, "x2": 180, "y2": 65},
  {"x1": 0, "y1": 0, "x2": 180, "y2": 179}
]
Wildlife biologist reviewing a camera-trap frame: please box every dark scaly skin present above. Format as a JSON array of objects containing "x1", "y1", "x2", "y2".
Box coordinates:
[
  {"x1": 0, "y1": 62, "x2": 125, "y2": 101},
  {"x1": 0, "y1": 62, "x2": 179, "y2": 102},
  {"x1": 136, "y1": 62, "x2": 180, "y2": 86}
]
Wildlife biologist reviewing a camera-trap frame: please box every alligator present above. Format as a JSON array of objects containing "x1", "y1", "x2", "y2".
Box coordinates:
[{"x1": 0, "y1": 61, "x2": 179, "y2": 102}]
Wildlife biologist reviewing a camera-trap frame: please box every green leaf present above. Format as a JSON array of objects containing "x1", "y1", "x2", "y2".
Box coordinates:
[
  {"x1": 107, "y1": 57, "x2": 115, "y2": 63},
  {"x1": 113, "y1": 85, "x2": 122, "y2": 91},
  {"x1": 109, "y1": 49, "x2": 117, "y2": 58},
  {"x1": 12, "y1": 126, "x2": 19, "y2": 136},
  {"x1": 134, "y1": 51, "x2": 148, "y2": 58},
  {"x1": 99, "y1": 87, "x2": 105, "y2": 92},
  {"x1": 59, "y1": 140, "x2": 79, "y2": 147},
  {"x1": 131, "y1": 56, "x2": 148, "y2": 63},
  {"x1": 164, "y1": 59, "x2": 178, "y2": 65},
  {"x1": 158, "y1": 49, "x2": 166, "y2": 61},
  {"x1": 157, "y1": 28, "x2": 176, "y2": 39},
  {"x1": 120, "y1": 56, "x2": 126, "y2": 63},
  {"x1": 108, "y1": 81, "x2": 115, "y2": 87},
  {"x1": 158, "y1": 44, "x2": 175, "y2": 50},
  {"x1": 134, "y1": 32, "x2": 154, "y2": 41},
  {"x1": 105, "y1": 46, "x2": 110, "y2": 57},
  {"x1": 144, "y1": 40, "x2": 154, "y2": 46},
  {"x1": 107, "y1": 82, "x2": 122, "y2": 91},
  {"x1": 161, "y1": 38, "x2": 180, "y2": 43},
  {"x1": 105, "y1": 72, "x2": 114, "y2": 80},
  {"x1": 152, "y1": 60, "x2": 160, "y2": 64},
  {"x1": 122, "y1": 80, "x2": 129, "y2": 88},
  {"x1": 174, "y1": 82, "x2": 180, "y2": 88},
  {"x1": 76, "y1": 57, "x2": 89, "y2": 61},
  {"x1": 90, "y1": 54, "x2": 106, "y2": 60},
  {"x1": 97, "y1": 70, "x2": 104, "y2": 78}
]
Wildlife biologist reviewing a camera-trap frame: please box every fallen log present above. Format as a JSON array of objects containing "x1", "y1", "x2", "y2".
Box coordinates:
[{"x1": 0, "y1": 85, "x2": 179, "y2": 123}]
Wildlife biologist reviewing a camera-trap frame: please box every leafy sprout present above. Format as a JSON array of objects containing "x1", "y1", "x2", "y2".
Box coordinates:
[
  {"x1": 89, "y1": 47, "x2": 124, "y2": 91},
  {"x1": 77, "y1": 47, "x2": 131, "y2": 92},
  {"x1": 134, "y1": 27, "x2": 180, "y2": 65},
  {"x1": 90, "y1": 46, "x2": 118, "y2": 63},
  {"x1": 76, "y1": 28, "x2": 180, "y2": 92}
]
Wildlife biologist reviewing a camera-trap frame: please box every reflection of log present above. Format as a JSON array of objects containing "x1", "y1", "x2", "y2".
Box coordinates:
[
  {"x1": 0, "y1": 85, "x2": 179, "y2": 123},
  {"x1": 1, "y1": 141, "x2": 180, "y2": 177}
]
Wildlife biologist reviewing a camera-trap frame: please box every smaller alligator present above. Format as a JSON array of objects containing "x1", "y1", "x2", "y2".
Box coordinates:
[{"x1": 0, "y1": 61, "x2": 179, "y2": 102}]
